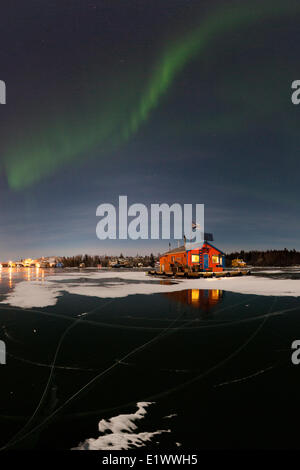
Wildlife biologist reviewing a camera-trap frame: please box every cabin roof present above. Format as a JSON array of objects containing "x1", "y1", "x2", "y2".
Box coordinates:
[
  {"x1": 161, "y1": 241, "x2": 225, "y2": 257},
  {"x1": 204, "y1": 241, "x2": 225, "y2": 255},
  {"x1": 161, "y1": 245, "x2": 186, "y2": 256}
]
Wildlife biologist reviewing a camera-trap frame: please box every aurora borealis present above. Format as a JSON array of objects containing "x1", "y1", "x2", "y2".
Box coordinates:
[
  {"x1": 1, "y1": 0, "x2": 300, "y2": 257},
  {"x1": 3, "y1": 0, "x2": 300, "y2": 190}
]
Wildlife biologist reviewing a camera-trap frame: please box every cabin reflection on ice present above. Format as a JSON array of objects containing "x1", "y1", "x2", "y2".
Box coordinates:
[{"x1": 164, "y1": 289, "x2": 224, "y2": 312}]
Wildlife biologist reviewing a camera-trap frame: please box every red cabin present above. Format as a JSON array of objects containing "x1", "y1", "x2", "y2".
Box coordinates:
[{"x1": 159, "y1": 242, "x2": 225, "y2": 273}]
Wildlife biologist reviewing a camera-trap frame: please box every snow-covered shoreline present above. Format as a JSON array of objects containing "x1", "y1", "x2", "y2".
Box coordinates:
[{"x1": 1, "y1": 271, "x2": 300, "y2": 309}]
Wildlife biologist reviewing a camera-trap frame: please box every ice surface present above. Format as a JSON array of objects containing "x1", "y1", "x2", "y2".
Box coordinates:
[{"x1": 1, "y1": 271, "x2": 300, "y2": 309}]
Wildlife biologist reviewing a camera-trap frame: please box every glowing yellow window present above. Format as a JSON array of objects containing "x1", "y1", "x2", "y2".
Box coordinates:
[
  {"x1": 212, "y1": 255, "x2": 219, "y2": 264},
  {"x1": 191, "y1": 255, "x2": 199, "y2": 263}
]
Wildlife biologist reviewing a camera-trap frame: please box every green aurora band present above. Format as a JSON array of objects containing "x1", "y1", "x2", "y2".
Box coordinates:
[{"x1": 5, "y1": 0, "x2": 300, "y2": 190}]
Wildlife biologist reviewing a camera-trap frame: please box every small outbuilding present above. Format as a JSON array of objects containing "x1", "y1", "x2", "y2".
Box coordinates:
[{"x1": 160, "y1": 241, "x2": 225, "y2": 273}]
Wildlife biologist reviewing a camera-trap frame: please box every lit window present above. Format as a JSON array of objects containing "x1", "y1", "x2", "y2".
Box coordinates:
[
  {"x1": 191, "y1": 255, "x2": 199, "y2": 263},
  {"x1": 212, "y1": 255, "x2": 219, "y2": 264}
]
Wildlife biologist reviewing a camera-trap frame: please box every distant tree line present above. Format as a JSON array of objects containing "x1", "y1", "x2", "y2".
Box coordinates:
[
  {"x1": 225, "y1": 249, "x2": 300, "y2": 267},
  {"x1": 60, "y1": 253, "x2": 156, "y2": 268},
  {"x1": 60, "y1": 255, "x2": 104, "y2": 267}
]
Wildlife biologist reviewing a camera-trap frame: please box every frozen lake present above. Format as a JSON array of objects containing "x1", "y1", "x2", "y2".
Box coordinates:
[{"x1": 0, "y1": 267, "x2": 300, "y2": 449}]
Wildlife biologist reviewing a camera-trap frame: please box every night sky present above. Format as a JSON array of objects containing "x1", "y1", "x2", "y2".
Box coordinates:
[{"x1": 1, "y1": 0, "x2": 300, "y2": 259}]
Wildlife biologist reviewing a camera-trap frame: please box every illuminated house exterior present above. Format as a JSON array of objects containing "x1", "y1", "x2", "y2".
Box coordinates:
[{"x1": 159, "y1": 241, "x2": 225, "y2": 273}]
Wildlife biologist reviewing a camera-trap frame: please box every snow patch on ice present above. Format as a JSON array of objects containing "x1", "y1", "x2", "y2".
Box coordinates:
[
  {"x1": 252, "y1": 270, "x2": 286, "y2": 274},
  {"x1": 73, "y1": 401, "x2": 170, "y2": 450},
  {"x1": 0, "y1": 280, "x2": 64, "y2": 308},
  {"x1": 2, "y1": 271, "x2": 300, "y2": 309}
]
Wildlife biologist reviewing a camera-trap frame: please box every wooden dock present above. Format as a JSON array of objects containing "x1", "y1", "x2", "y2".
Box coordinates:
[{"x1": 147, "y1": 269, "x2": 251, "y2": 279}]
